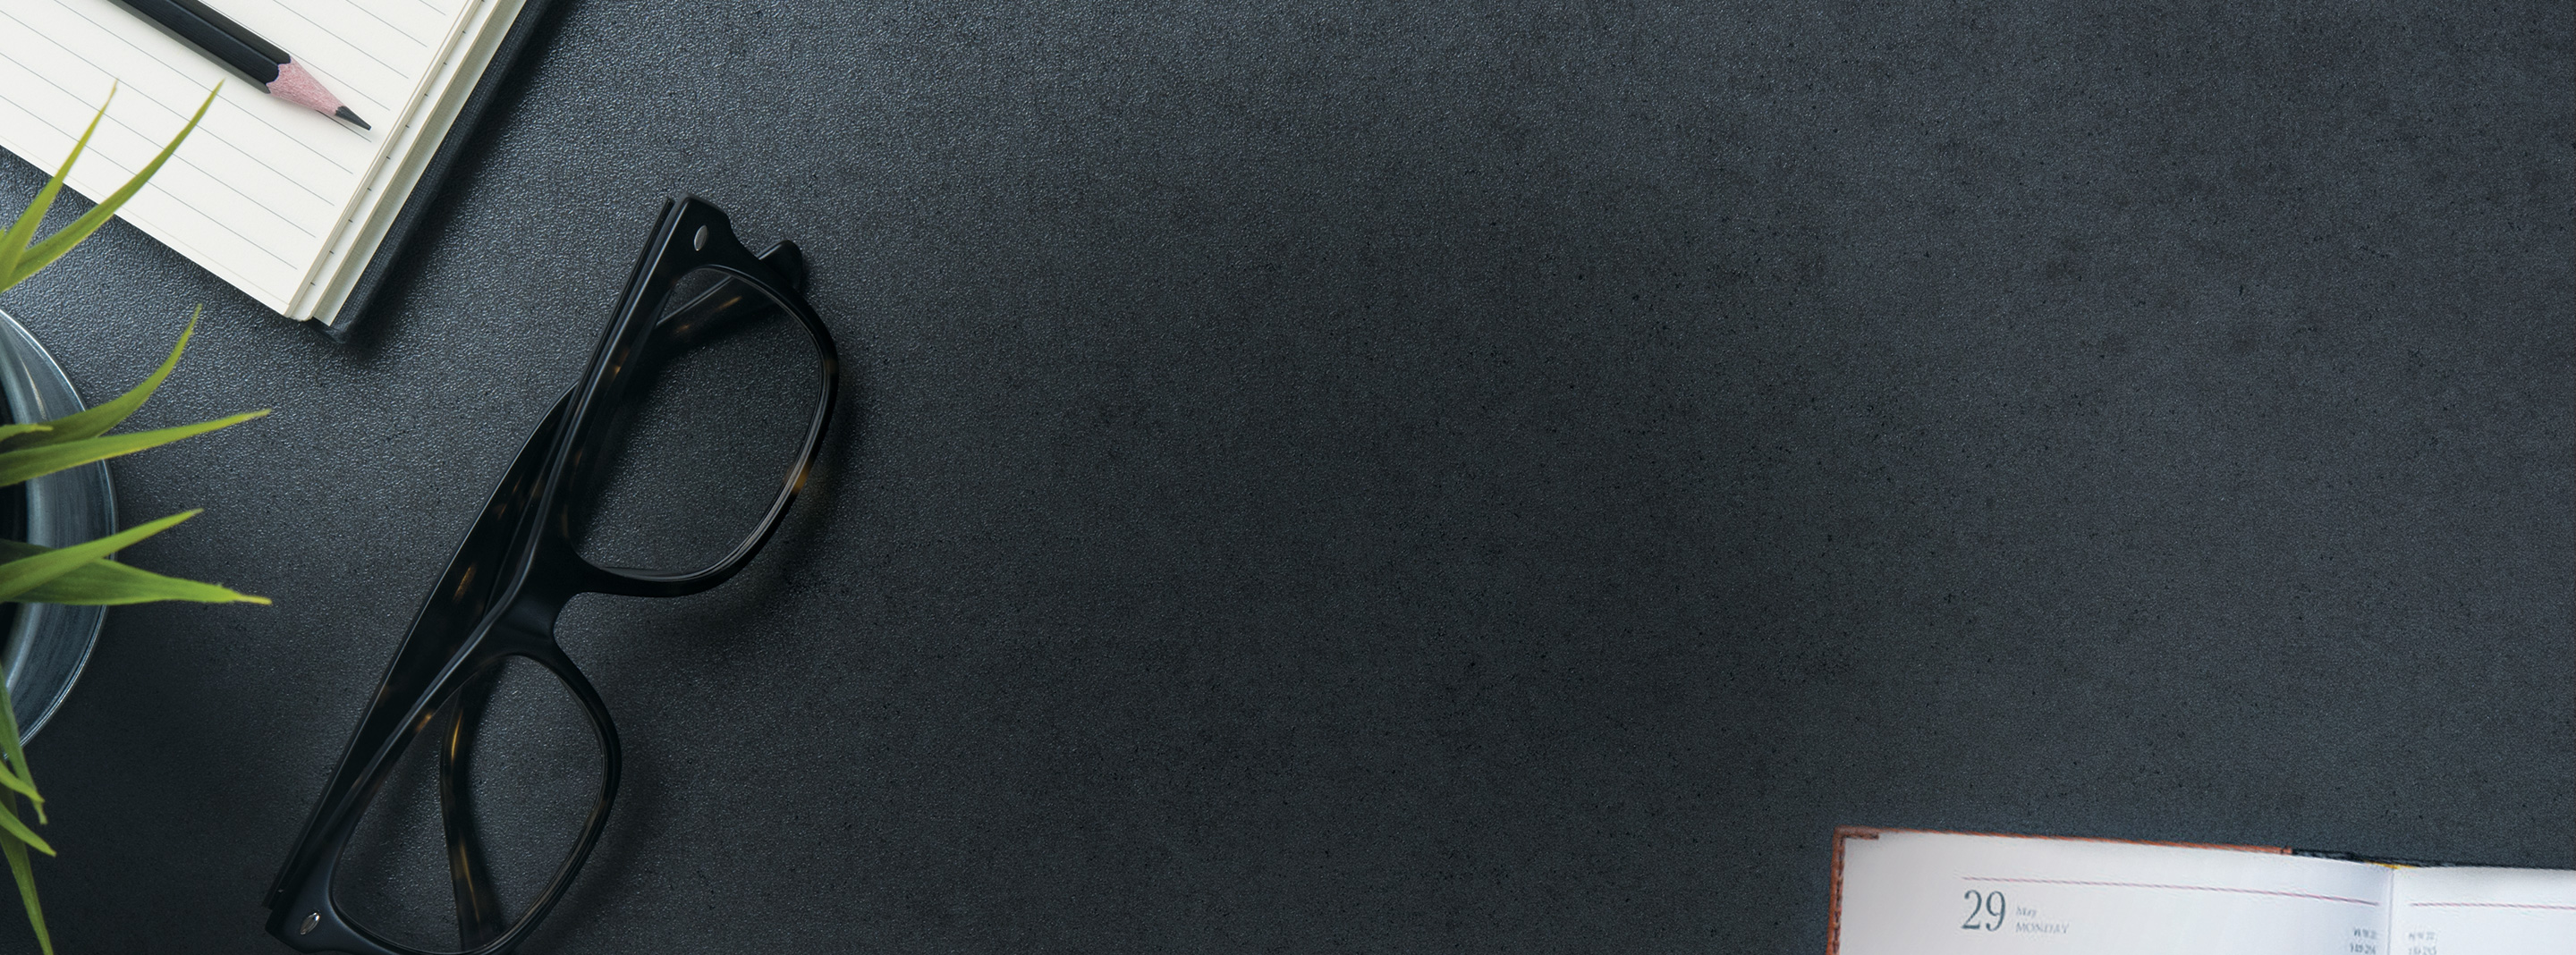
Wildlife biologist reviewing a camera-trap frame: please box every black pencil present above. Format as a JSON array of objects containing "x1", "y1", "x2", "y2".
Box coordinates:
[{"x1": 114, "y1": 0, "x2": 370, "y2": 129}]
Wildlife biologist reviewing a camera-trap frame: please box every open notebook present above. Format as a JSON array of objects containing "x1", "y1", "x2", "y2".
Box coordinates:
[
  {"x1": 1830, "y1": 828, "x2": 2575, "y2": 954},
  {"x1": 0, "y1": 0, "x2": 551, "y2": 328}
]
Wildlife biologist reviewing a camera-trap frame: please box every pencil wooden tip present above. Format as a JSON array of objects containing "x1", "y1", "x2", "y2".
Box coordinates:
[{"x1": 269, "y1": 60, "x2": 365, "y2": 129}]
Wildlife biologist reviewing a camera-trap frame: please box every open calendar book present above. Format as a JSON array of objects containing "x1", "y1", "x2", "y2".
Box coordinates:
[{"x1": 1830, "y1": 828, "x2": 2573, "y2": 954}]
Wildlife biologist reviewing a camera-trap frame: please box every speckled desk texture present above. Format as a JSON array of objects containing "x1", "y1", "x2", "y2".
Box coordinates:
[{"x1": 0, "y1": 2, "x2": 2565, "y2": 952}]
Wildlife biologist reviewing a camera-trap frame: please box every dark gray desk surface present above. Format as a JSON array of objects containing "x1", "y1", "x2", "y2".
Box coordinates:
[{"x1": 0, "y1": 2, "x2": 2567, "y2": 951}]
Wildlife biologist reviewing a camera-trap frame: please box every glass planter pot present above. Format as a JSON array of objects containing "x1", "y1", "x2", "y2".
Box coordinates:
[{"x1": 0, "y1": 305, "x2": 115, "y2": 742}]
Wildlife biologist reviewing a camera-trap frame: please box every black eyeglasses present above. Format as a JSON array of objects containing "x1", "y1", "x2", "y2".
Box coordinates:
[{"x1": 265, "y1": 197, "x2": 841, "y2": 954}]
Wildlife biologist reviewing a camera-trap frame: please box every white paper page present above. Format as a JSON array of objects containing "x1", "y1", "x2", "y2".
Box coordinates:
[
  {"x1": 0, "y1": 0, "x2": 468, "y2": 311},
  {"x1": 2389, "y1": 866, "x2": 2576, "y2": 955},
  {"x1": 1835, "y1": 832, "x2": 2393, "y2": 955}
]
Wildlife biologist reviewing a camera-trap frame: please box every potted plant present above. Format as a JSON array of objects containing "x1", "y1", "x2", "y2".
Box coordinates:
[{"x1": 0, "y1": 86, "x2": 268, "y2": 954}]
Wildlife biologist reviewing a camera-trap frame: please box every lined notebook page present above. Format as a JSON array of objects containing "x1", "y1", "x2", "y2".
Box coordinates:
[{"x1": 0, "y1": 0, "x2": 475, "y2": 315}]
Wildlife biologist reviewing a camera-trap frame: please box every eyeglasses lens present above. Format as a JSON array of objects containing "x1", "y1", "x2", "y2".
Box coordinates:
[
  {"x1": 332, "y1": 656, "x2": 604, "y2": 952},
  {"x1": 569, "y1": 266, "x2": 825, "y2": 576}
]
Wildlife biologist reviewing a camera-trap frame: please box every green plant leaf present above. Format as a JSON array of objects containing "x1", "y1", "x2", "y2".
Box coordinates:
[
  {"x1": 0, "y1": 87, "x2": 112, "y2": 294},
  {"x1": 0, "y1": 540, "x2": 266, "y2": 605},
  {"x1": 0, "y1": 427, "x2": 47, "y2": 446},
  {"x1": 0, "y1": 510, "x2": 200, "y2": 604},
  {"x1": 0, "y1": 805, "x2": 48, "y2": 859},
  {"x1": 0, "y1": 410, "x2": 267, "y2": 490},
  {"x1": 0, "y1": 824, "x2": 48, "y2": 955},
  {"x1": 0, "y1": 308, "x2": 197, "y2": 452},
  {"x1": 2, "y1": 84, "x2": 220, "y2": 292},
  {"x1": 0, "y1": 674, "x2": 33, "y2": 824},
  {"x1": 0, "y1": 760, "x2": 30, "y2": 827},
  {"x1": 0, "y1": 747, "x2": 35, "y2": 808},
  {"x1": 0, "y1": 771, "x2": 35, "y2": 819}
]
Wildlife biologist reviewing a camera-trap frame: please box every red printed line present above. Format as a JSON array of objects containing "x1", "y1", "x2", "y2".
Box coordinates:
[
  {"x1": 2411, "y1": 901, "x2": 2576, "y2": 911},
  {"x1": 1962, "y1": 876, "x2": 2378, "y2": 907}
]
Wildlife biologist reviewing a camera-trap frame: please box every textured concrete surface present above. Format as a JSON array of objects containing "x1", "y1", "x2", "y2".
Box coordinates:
[{"x1": 0, "y1": 2, "x2": 2566, "y2": 952}]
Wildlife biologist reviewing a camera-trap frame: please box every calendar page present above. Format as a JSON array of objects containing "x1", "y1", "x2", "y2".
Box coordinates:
[
  {"x1": 1833, "y1": 831, "x2": 2394, "y2": 955},
  {"x1": 2388, "y1": 865, "x2": 2576, "y2": 955}
]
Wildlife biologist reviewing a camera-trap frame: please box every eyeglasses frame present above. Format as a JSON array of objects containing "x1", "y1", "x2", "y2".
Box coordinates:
[{"x1": 263, "y1": 196, "x2": 842, "y2": 955}]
